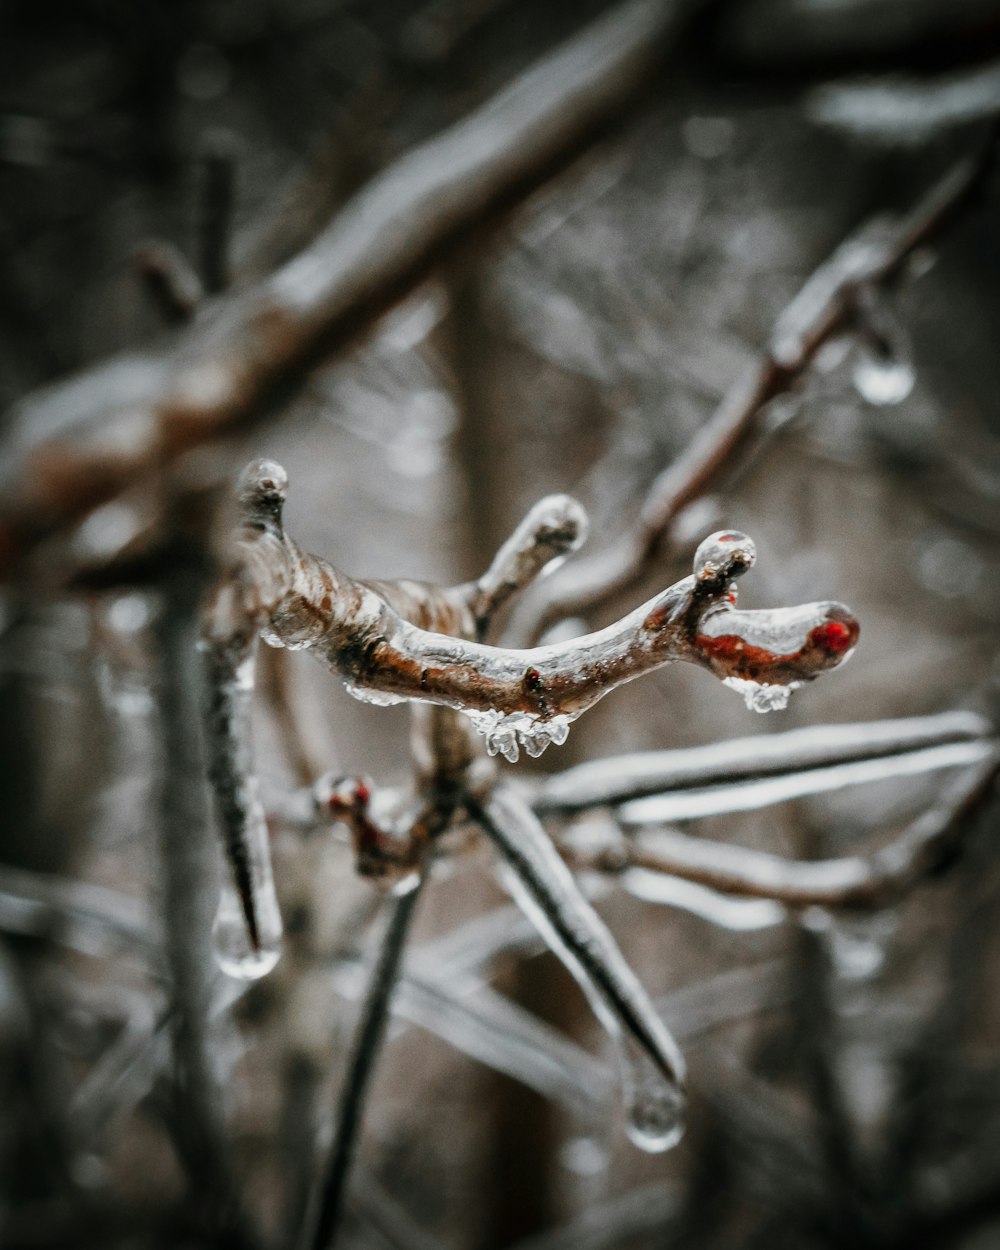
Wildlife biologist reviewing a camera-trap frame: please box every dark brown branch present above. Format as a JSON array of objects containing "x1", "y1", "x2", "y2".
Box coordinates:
[
  {"x1": 563, "y1": 752, "x2": 1000, "y2": 908},
  {"x1": 0, "y1": 0, "x2": 703, "y2": 576},
  {"x1": 507, "y1": 136, "x2": 997, "y2": 644}
]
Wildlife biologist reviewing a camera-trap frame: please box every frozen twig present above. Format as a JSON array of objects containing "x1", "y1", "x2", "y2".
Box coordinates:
[
  {"x1": 532, "y1": 711, "x2": 993, "y2": 813},
  {"x1": 563, "y1": 751, "x2": 1000, "y2": 908},
  {"x1": 466, "y1": 493, "x2": 589, "y2": 638},
  {"x1": 0, "y1": 0, "x2": 703, "y2": 573},
  {"x1": 305, "y1": 867, "x2": 429, "y2": 1250},
  {"x1": 469, "y1": 784, "x2": 688, "y2": 1150},
  {"x1": 508, "y1": 137, "x2": 997, "y2": 644}
]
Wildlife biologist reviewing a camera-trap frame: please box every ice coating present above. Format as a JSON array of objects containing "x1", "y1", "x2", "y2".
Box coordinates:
[
  {"x1": 692, "y1": 530, "x2": 756, "y2": 584},
  {"x1": 344, "y1": 681, "x2": 407, "y2": 707},
  {"x1": 695, "y1": 600, "x2": 858, "y2": 690}
]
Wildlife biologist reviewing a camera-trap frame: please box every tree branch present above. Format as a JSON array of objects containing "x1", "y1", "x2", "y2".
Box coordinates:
[
  {"x1": 531, "y1": 710, "x2": 992, "y2": 814},
  {"x1": 507, "y1": 135, "x2": 997, "y2": 644},
  {"x1": 469, "y1": 784, "x2": 688, "y2": 1151},
  {"x1": 0, "y1": 0, "x2": 703, "y2": 575},
  {"x1": 562, "y1": 751, "x2": 1000, "y2": 908}
]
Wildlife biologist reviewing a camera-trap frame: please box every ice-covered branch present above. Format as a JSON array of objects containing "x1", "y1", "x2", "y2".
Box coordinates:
[
  {"x1": 562, "y1": 752, "x2": 1000, "y2": 909},
  {"x1": 469, "y1": 785, "x2": 687, "y2": 1151},
  {"x1": 532, "y1": 711, "x2": 992, "y2": 814},
  {"x1": 466, "y1": 493, "x2": 589, "y2": 638},
  {"x1": 223, "y1": 462, "x2": 857, "y2": 753},
  {"x1": 508, "y1": 138, "x2": 996, "y2": 644}
]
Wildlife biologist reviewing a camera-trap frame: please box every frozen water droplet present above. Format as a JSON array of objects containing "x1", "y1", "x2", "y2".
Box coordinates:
[
  {"x1": 212, "y1": 883, "x2": 281, "y2": 981},
  {"x1": 692, "y1": 531, "x2": 755, "y2": 583},
  {"x1": 343, "y1": 681, "x2": 406, "y2": 707},
  {"x1": 853, "y1": 352, "x2": 914, "y2": 406},
  {"x1": 723, "y1": 676, "x2": 798, "y2": 713},
  {"x1": 620, "y1": 1039, "x2": 686, "y2": 1154}
]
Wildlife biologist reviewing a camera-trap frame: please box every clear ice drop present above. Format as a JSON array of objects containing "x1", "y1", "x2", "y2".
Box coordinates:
[
  {"x1": 620, "y1": 1037, "x2": 686, "y2": 1153},
  {"x1": 212, "y1": 882, "x2": 281, "y2": 981},
  {"x1": 853, "y1": 352, "x2": 915, "y2": 406}
]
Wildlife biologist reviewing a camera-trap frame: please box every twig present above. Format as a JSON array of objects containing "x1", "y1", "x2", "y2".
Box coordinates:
[
  {"x1": 563, "y1": 752, "x2": 1000, "y2": 908},
  {"x1": 532, "y1": 710, "x2": 991, "y2": 813},
  {"x1": 0, "y1": 0, "x2": 704, "y2": 572},
  {"x1": 469, "y1": 785, "x2": 687, "y2": 1134},
  {"x1": 507, "y1": 136, "x2": 997, "y2": 644},
  {"x1": 305, "y1": 867, "x2": 428, "y2": 1250}
]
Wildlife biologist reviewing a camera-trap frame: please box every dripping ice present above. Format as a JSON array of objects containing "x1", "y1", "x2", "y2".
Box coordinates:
[
  {"x1": 853, "y1": 350, "x2": 915, "y2": 406},
  {"x1": 723, "y1": 676, "x2": 801, "y2": 714},
  {"x1": 465, "y1": 709, "x2": 573, "y2": 763}
]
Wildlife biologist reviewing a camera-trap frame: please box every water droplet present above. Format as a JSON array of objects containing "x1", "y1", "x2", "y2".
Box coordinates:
[
  {"x1": 692, "y1": 531, "x2": 755, "y2": 583},
  {"x1": 620, "y1": 1039, "x2": 686, "y2": 1153},
  {"x1": 212, "y1": 882, "x2": 281, "y2": 981},
  {"x1": 722, "y1": 676, "x2": 798, "y2": 713},
  {"x1": 852, "y1": 352, "x2": 915, "y2": 406},
  {"x1": 343, "y1": 681, "x2": 406, "y2": 707}
]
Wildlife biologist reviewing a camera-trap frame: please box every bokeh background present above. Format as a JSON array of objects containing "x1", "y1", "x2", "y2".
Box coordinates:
[{"x1": 3, "y1": 1, "x2": 1000, "y2": 1247}]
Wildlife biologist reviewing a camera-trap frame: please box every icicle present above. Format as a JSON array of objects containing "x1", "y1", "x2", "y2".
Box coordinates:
[
  {"x1": 343, "y1": 681, "x2": 406, "y2": 707},
  {"x1": 723, "y1": 676, "x2": 800, "y2": 714},
  {"x1": 465, "y1": 709, "x2": 574, "y2": 763}
]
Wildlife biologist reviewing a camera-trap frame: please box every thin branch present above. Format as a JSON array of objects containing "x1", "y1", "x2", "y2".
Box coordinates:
[
  {"x1": 0, "y1": 0, "x2": 704, "y2": 573},
  {"x1": 305, "y1": 867, "x2": 428, "y2": 1250},
  {"x1": 331, "y1": 955, "x2": 610, "y2": 1119},
  {"x1": 507, "y1": 136, "x2": 997, "y2": 643},
  {"x1": 563, "y1": 752, "x2": 1000, "y2": 908},
  {"x1": 197, "y1": 131, "x2": 238, "y2": 297},
  {"x1": 532, "y1": 710, "x2": 993, "y2": 813},
  {"x1": 469, "y1": 785, "x2": 688, "y2": 1144},
  {"x1": 466, "y1": 493, "x2": 589, "y2": 638}
]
